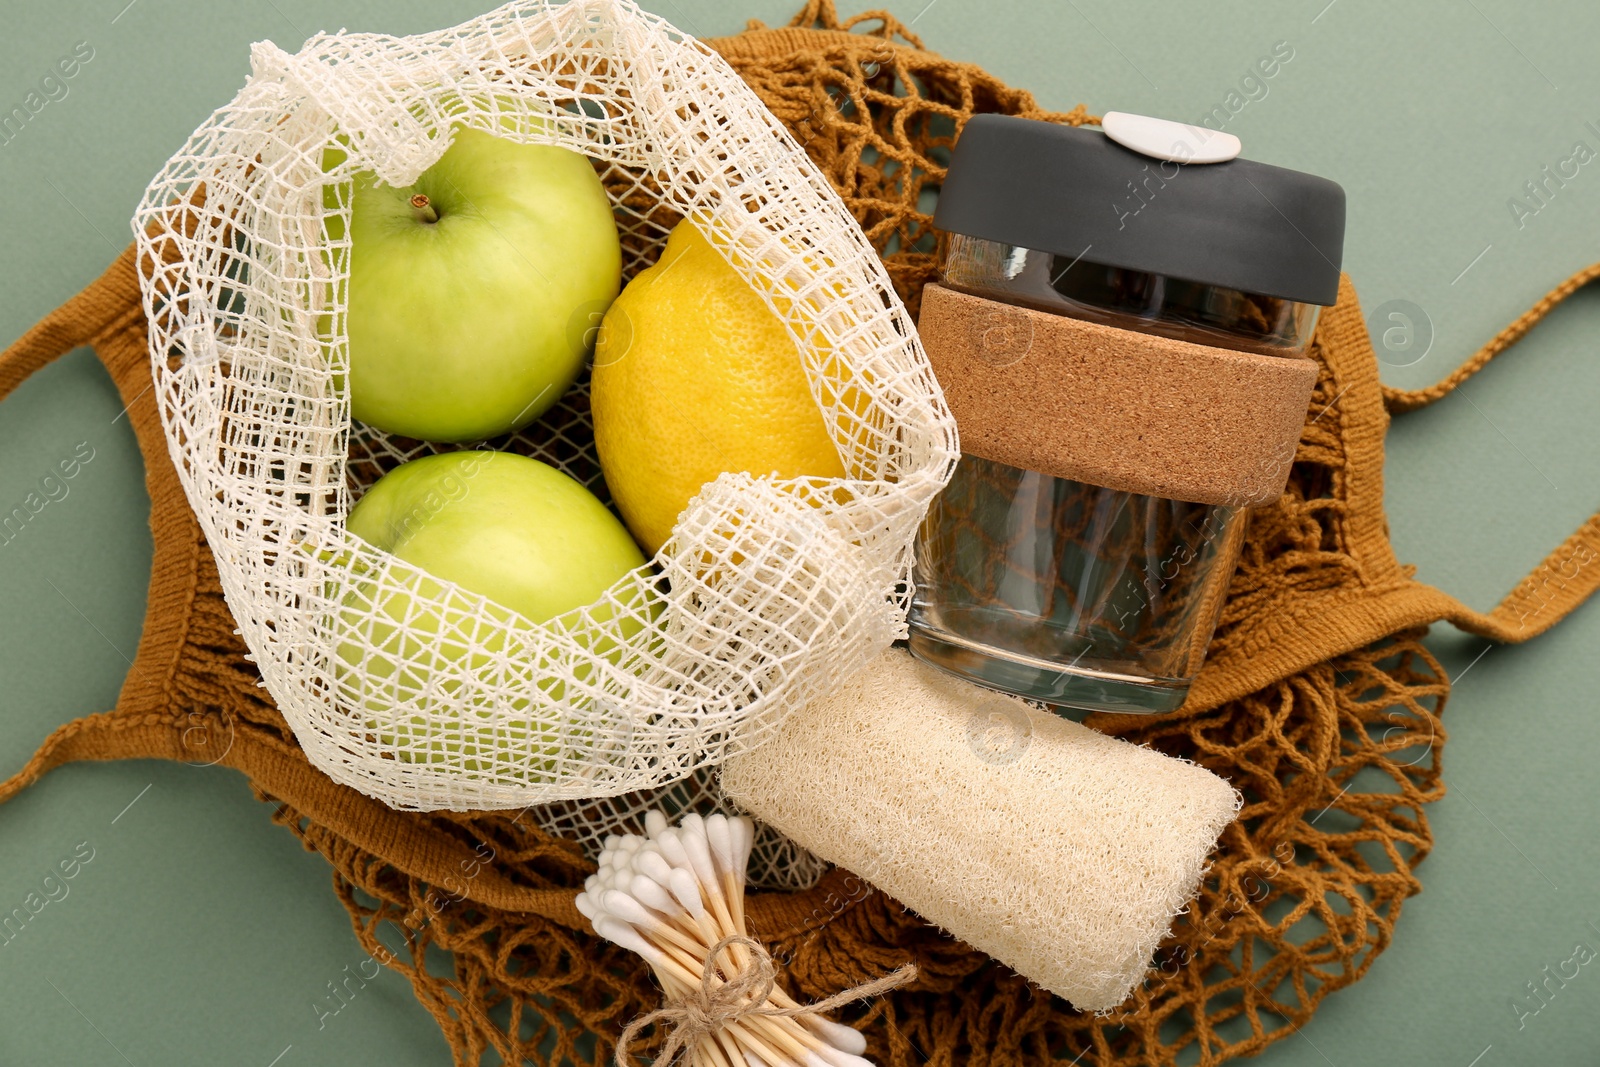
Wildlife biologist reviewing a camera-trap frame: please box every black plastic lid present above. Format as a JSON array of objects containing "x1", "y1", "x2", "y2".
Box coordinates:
[{"x1": 934, "y1": 114, "x2": 1346, "y2": 306}]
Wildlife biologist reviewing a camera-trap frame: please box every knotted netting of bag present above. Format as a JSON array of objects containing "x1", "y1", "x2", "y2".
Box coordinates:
[
  {"x1": 134, "y1": 0, "x2": 959, "y2": 812},
  {"x1": 0, "y1": 3, "x2": 1463, "y2": 1065}
]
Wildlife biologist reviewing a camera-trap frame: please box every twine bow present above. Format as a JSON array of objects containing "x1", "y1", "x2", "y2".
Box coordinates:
[{"x1": 615, "y1": 934, "x2": 916, "y2": 1066}]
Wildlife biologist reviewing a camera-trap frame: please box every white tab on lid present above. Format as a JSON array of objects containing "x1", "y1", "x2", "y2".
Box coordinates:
[{"x1": 1101, "y1": 111, "x2": 1241, "y2": 165}]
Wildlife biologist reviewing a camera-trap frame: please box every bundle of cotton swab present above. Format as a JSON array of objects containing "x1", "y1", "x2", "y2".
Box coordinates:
[{"x1": 578, "y1": 811, "x2": 903, "y2": 1067}]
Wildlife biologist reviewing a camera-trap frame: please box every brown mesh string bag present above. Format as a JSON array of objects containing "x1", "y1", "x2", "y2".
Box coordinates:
[{"x1": 4, "y1": 4, "x2": 1600, "y2": 1065}]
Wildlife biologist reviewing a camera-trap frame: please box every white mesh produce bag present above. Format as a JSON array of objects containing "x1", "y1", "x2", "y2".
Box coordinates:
[{"x1": 133, "y1": 0, "x2": 958, "y2": 811}]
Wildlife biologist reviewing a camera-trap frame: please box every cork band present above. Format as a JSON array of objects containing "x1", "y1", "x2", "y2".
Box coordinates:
[{"x1": 917, "y1": 283, "x2": 1320, "y2": 507}]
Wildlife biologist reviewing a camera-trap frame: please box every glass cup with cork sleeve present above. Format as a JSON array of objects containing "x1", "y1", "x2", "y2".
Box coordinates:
[{"x1": 909, "y1": 111, "x2": 1346, "y2": 714}]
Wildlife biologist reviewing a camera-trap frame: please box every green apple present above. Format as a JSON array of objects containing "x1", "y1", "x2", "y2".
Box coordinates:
[
  {"x1": 340, "y1": 127, "x2": 621, "y2": 442},
  {"x1": 336, "y1": 450, "x2": 649, "y2": 775},
  {"x1": 348, "y1": 451, "x2": 644, "y2": 621}
]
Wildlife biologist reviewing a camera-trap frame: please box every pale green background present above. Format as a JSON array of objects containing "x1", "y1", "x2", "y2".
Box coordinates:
[{"x1": 2, "y1": 1, "x2": 1598, "y2": 1064}]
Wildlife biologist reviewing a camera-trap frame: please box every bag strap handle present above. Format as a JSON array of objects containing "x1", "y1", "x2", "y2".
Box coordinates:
[
  {"x1": 1384, "y1": 261, "x2": 1600, "y2": 642},
  {"x1": 0, "y1": 245, "x2": 142, "y2": 404}
]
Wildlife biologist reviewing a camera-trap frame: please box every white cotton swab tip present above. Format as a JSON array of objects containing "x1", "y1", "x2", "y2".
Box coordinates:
[
  {"x1": 679, "y1": 826, "x2": 723, "y2": 895},
  {"x1": 667, "y1": 867, "x2": 708, "y2": 919},
  {"x1": 730, "y1": 816, "x2": 755, "y2": 874},
  {"x1": 631, "y1": 874, "x2": 686, "y2": 918},
  {"x1": 600, "y1": 889, "x2": 660, "y2": 931},
  {"x1": 593, "y1": 917, "x2": 658, "y2": 963},
  {"x1": 803, "y1": 1016, "x2": 868, "y2": 1056},
  {"x1": 811, "y1": 1044, "x2": 875, "y2": 1067},
  {"x1": 634, "y1": 848, "x2": 677, "y2": 888},
  {"x1": 657, "y1": 828, "x2": 695, "y2": 873},
  {"x1": 705, "y1": 814, "x2": 736, "y2": 877},
  {"x1": 644, "y1": 809, "x2": 669, "y2": 839}
]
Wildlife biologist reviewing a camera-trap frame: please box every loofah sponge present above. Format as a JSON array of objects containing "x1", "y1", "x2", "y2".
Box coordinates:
[{"x1": 722, "y1": 649, "x2": 1241, "y2": 1012}]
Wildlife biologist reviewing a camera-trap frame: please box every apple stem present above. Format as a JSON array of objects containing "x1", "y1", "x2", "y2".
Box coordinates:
[{"x1": 409, "y1": 193, "x2": 439, "y2": 224}]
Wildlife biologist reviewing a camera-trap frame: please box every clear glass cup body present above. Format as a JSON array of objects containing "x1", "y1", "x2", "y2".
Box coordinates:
[{"x1": 908, "y1": 235, "x2": 1320, "y2": 714}]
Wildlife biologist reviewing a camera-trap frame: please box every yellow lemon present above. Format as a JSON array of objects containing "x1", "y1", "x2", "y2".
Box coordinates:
[{"x1": 590, "y1": 220, "x2": 848, "y2": 556}]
